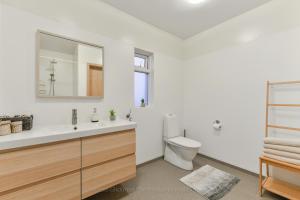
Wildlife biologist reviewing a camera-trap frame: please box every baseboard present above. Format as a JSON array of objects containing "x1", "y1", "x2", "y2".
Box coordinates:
[
  {"x1": 137, "y1": 156, "x2": 164, "y2": 168},
  {"x1": 197, "y1": 153, "x2": 258, "y2": 177},
  {"x1": 136, "y1": 153, "x2": 258, "y2": 177}
]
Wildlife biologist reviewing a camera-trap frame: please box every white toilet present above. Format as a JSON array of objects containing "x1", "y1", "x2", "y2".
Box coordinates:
[{"x1": 163, "y1": 114, "x2": 201, "y2": 170}]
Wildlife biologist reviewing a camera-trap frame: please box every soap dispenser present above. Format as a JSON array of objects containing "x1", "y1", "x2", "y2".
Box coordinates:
[{"x1": 91, "y1": 108, "x2": 99, "y2": 123}]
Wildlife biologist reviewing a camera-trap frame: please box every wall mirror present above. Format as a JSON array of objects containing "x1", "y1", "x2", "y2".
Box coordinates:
[{"x1": 37, "y1": 31, "x2": 104, "y2": 98}]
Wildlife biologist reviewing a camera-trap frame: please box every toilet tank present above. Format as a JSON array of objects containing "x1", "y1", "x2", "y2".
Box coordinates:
[{"x1": 164, "y1": 114, "x2": 180, "y2": 139}]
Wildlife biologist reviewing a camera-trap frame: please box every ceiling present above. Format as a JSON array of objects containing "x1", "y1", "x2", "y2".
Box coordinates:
[
  {"x1": 40, "y1": 33, "x2": 77, "y2": 55},
  {"x1": 101, "y1": 0, "x2": 271, "y2": 39}
]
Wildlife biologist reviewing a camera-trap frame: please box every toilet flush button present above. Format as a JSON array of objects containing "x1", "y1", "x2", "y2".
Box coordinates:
[{"x1": 213, "y1": 120, "x2": 222, "y2": 130}]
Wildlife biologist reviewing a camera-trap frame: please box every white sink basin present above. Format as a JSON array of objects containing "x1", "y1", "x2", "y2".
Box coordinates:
[
  {"x1": 41, "y1": 122, "x2": 106, "y2": 133},
  {"x1": 0, "y1": 119, "x2": 137, "y2": 151}
]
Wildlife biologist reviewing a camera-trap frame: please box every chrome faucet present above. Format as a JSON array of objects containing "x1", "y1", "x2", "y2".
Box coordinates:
[
  {"x1": 126, "y1": 109, "x2": 133, "y2": 121},
  {"x1": 72, "y1": 109, "x2": 77, "y2": 126}
]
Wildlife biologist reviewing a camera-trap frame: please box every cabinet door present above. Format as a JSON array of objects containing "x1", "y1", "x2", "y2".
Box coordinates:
[
  {"x1": 0, "y1": 172, "x2": 81, "y2": 200},
  {"x1": 82, "y1": 155, "x2": 136, "y2": 199},
  {"x1": 0, "y1": 140, "x2": 81, "y2": 193},
  {"x1": 82, "y1": 130, "x2": 135, "y2": 167}
]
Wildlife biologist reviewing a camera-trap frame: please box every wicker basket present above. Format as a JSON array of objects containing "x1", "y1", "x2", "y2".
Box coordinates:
[
  {"x1": 0, "y1": 120, "x2": 11, "y2": 136},
  {"x1": 11, "y1": 121, "x2": 23, "y2": 133},
  {"x1": 0, "y1": 115, "x2": 33, "y2": 131}
]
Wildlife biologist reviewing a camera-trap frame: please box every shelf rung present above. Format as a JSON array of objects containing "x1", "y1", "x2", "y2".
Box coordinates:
[
  {"x1": 263, "y1": 177, "x2": 300, "y2": 200},
  {"x1": 268, "y1": 104, "x2": 300, "y2": 107},
  {"x1": 261, "y1": 156, "x2": 300, "y2": 171},
  {"x1": 268, "y1": 124, "x2": 300, "y2": 132},
  {"x1": 269, "y1": 80, "x2": 300, "y2": 85}
]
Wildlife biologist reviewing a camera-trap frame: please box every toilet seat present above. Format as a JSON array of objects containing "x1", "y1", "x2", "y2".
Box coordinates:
[{"x1": 167, "y1": 136, "x2": 201, "y2": 148}]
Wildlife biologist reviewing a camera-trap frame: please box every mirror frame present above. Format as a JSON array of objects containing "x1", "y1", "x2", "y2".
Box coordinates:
[{"x1": 36, "y1": 30, "x2": 104, "y2": 99}]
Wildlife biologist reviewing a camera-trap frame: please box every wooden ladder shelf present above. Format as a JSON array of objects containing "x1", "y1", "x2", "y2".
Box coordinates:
[{"x1": 259, "y1": 81, "x2": 300, "y2": 200}]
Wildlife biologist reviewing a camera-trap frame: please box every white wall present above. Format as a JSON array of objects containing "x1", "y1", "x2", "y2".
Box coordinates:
[
  {"x1": 0, "y1": 0, "x2": 183, "y2": 59},
  {"x1": 183, "y1": 0, "x2": 300, "y2": 185},
  {"x1": 0, "y1": 2, "x2": 183, "y2": 165},
  {"x1": 0, "y1": 3, "x2": 3, "y2": 109}
]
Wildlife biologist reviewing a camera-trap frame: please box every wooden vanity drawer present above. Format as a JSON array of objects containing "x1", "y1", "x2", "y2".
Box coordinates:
[
  {"x1": 0, "y1": 140, "x2": 81, "y2": 193},
  {"x1": 82, "y1": 130, "x2": 136, "y2": 167},
  {"x1": 0, "y1": 172, "x2": 81, "y2": 200},
  {"x1": 82, "y1": 155, "x2": 136, "y2": 199}
]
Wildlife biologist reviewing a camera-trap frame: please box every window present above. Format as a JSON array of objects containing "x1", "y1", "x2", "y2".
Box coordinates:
[
  {"x1": 134, "y1": 54, "x2": 148, "y2": 69},
  {"x1": 134, "y1": 49, "x2": 152, "y2": 107}
]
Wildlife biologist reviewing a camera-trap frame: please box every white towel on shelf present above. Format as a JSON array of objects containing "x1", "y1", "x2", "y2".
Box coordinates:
[
  {"x1": 263, "y1": 153, "x2": 300, "y2": 165},
  {"x1": 263, "y1": 148, "x2": 300, "y2": 160},
  {"x1": 264, "y1": 137, "x2": 300, "y2": 147},
  {"x1": 264, "y1": 144, "x2": 300, "y2": 154}
]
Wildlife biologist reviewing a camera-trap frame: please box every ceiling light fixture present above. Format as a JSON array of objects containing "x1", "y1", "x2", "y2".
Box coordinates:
[{"x1": 186, "y1": 0, "x2": 207, "y2": 5}]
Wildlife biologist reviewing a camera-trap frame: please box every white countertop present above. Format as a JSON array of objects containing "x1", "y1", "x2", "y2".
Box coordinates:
[{"x1": 0, "y1": 119, "x2": 137, "y2": 151}]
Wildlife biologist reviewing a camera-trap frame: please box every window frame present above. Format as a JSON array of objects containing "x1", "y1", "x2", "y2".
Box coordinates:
[{"x1": 134, "y1": 50, "x2": 153, "y2": 107}]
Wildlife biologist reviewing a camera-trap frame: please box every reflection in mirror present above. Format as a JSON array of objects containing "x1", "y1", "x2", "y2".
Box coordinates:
[{"x1": 37, "y1": 31, "x2": 104, "y2": 98}]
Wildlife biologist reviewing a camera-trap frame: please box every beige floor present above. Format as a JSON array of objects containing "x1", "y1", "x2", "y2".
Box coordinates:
[{"x1": 87, "y1": 155, "x2": 286, "y2": 200}]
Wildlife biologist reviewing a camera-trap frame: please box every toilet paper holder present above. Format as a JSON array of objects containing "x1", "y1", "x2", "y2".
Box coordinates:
[{"x1": 213, "y1": 120, "x2": 222, "y2": 130}]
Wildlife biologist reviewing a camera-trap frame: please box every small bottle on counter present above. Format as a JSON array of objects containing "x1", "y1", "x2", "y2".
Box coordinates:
[
  {"x1": 91, "y1": 108, "x2": 99, "y2": 123},
  {"x1": 0, "y1": 120, "x2": 11, "y2": 136},
  {"x1": 11, "y1": 121, "x2": 23, "y2": 133}
]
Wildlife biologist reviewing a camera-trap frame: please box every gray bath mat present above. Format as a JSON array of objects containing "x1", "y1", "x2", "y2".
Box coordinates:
[{"x1": 180, "y1": 165, "x2": 240, "y2": 200}]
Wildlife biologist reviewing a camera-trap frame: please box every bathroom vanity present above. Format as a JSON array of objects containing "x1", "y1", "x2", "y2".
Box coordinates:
[{"x1": 0, "y1": 120, "x2": 136, "y2": 200}]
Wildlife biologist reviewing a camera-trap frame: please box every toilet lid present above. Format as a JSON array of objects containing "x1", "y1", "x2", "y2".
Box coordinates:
[{"x1": 168, "y1": 136, "x2": 201, "y2": 148}]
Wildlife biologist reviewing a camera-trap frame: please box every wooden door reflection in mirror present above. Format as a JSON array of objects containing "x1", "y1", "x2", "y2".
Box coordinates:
[{"x1": 87, "y1": 64, "x2": 103, "y2": 97}]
